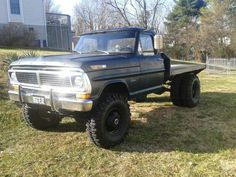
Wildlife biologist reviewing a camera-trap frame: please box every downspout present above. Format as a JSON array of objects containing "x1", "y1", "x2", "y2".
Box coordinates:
[{"x1": 43, "y1": 0, "x2": 48, "y2": 47}]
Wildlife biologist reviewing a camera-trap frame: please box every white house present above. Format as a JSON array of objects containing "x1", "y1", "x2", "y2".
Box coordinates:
[{"x1": 0, "y1": 0, "x2": 47, "y2": 47}]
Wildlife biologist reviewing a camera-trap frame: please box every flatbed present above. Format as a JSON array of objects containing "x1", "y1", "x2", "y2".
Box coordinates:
[{"x1": 170, "y1": 64, "x2": 206, "y2": 77}]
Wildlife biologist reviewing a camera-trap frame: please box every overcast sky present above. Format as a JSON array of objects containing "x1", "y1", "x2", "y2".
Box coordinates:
[{"x1": 54, "y1": 0, "x2": 78, "y2": 17}]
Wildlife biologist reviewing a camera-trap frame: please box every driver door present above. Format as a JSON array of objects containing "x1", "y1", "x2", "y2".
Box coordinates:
[{"x1": 139, "y1": 33, "x2": 164, "y2": 89}]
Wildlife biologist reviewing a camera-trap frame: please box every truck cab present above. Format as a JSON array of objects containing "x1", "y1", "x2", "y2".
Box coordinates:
[{"x1": 73, "y1": 28, "x2": 168, "y2": 100}]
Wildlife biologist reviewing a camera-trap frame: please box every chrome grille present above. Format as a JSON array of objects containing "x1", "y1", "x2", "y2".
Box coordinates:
[
  {"x1": 39, "y1": 74, "x2": 71, "y2": 87},
  {"x1": 15, "y1": 72, "x2": 72, "y2": 87},
  {"x1": 16, "y1": 72, "x2": 38, "y2": 85}
]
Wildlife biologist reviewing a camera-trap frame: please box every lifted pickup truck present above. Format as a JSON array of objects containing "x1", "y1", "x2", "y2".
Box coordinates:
[{"x1": 8, "y1": 27, "x2": 205, "y2": 148}]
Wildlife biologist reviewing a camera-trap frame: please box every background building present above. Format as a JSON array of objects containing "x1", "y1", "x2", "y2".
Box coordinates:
[
  {"x1": 0, "y1": 0, "x2": 47, "y2": 47},
  {"x1": 0, "y1": 0, "x2": 72, "y2": 50}
]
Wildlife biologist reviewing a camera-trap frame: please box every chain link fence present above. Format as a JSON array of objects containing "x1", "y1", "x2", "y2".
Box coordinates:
[
  {"x1": 46, "y1": 13, "x2": 72, "y2": 51},
  {"x1": 206, "y1": 58, "x2": 236, "y2": 74}
]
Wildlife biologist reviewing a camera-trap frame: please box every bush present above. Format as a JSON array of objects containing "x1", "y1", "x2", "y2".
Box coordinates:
[
  {"x1": 1, "y1": 51, "x2": 39, "y2": 71},
  {"x1": 0, "y1": 23, "x2": 36, "y2": 47}
]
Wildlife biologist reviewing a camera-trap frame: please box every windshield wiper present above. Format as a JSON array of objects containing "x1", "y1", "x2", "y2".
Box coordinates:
[
  {"x1": 74, "y1": 50, "x2": 110, "y2": 55},
  {"x1": 73, "y1": 51, "x2": 82, "y2": 54},
  {"x1": 89, "y1": 50, "x2": 110, "y2": 54}
]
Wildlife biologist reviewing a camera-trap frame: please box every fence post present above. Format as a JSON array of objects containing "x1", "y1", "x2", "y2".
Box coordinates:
[
  {"x1": 206, "y1": 55, "x2": 209, "y2": 74},
  {"x1": 227, "y1": 60, "x2": 229, "y2": 75}
]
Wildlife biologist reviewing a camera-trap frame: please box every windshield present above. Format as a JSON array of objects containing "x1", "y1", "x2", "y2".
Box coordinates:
[{"x1": 74, "y1": 31, "x2": 136, "y2": 54}]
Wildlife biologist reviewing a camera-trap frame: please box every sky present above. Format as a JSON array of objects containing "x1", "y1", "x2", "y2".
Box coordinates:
[
  {"x1": 54, "y1": 0, "x2": 79, "y2": 17},
  {"x1": 53, "y1": 0, "x2": 175, "y2": 18}
]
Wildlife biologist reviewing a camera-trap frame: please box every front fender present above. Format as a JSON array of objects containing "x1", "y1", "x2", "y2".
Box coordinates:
[{"x1": 92, "y1": 79, "x2": 129, "y2": 101}]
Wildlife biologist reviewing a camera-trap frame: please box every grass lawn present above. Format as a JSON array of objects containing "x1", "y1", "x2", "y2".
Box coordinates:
[{"x1": 0, "y1": 49, "x2": 236, "y2": 176}]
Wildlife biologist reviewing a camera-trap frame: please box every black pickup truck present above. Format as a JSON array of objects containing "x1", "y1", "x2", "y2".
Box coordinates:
[{"x1": 8, "y1": 27, "x2": 205, "y2": 148}]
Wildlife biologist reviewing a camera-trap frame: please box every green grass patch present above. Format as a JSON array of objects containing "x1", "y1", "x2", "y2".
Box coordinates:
[{"x1": 0, "y1": 49, "x2": 236, "y2": 176}]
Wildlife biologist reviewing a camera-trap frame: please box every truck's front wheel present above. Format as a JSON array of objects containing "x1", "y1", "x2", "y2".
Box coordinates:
[
  {"x1": 23, "y1": 104, "x2": 61, "y2": 130},
  {"x1": 86, "y1": 93, "x2": 131, "y2": 148}
]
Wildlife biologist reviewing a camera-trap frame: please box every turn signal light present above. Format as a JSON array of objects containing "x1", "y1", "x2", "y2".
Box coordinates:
[
  {"x1": 10, "y1": 84, "x2": 19, "y2": 91},
  {"x1": 76, "y1": 93, "x2": 91, "y2": 99}
]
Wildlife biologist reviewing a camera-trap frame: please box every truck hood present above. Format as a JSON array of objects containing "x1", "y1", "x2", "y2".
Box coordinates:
[{"x1": 10, "y1": 53, "x2": 139, "y2": 72}]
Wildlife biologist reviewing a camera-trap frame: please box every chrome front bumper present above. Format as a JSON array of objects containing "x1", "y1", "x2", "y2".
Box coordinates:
[{"x1": 8, "y1": 86, "x2": 93, "y2": 112}]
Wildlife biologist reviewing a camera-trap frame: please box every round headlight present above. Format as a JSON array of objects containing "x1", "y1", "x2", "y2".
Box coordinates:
[
  {"x1": 74, "y1": 76, "x2": 84, "y2": 87},
  {"x1": 10, "y1": 72, "x2": 17, "y2": 82}
]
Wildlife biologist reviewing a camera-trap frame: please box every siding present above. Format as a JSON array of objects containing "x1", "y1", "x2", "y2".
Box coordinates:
[
  {"x1": 23, "y1": 0, "x2": 45, "y2": 26},
  {"x1": 0, "y1": 0, "x2": 47, "y2": 46},
  {"x1": 0, "y1": 0, "x2": 46, "y2": 25},
  {"x1": 0, "y1": 0, "x2": 9, "y2": 23}
]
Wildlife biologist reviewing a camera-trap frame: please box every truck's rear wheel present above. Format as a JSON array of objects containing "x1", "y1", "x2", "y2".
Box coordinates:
[
  {"x1": 181, "y1": 74, "x2": 200, "y2": 107},
  {"x1": 86, "y1": 93, "x2": 131, "y2": 149},
  {"x1": 23, "y1": 104, "x2": 61, "y2": 130}
]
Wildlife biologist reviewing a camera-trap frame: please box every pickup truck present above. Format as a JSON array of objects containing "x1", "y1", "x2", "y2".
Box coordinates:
[{"x1": 8, "y1": 27, "x2": 205, "y2": 148}]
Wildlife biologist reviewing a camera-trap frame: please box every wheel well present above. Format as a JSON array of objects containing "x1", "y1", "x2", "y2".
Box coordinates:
[{"x1": 102, "y1": 82, "x2": 129, "y2": 97}]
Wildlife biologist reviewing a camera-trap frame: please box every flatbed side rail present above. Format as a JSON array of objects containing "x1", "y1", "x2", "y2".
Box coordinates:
[{"x1": 170, "y1": 64, "x2": 206, "y2": 78}]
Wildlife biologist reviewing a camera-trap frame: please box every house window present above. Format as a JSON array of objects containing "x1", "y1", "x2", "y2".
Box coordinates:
[
  {"x1": 10, "y1": 0, "x2": 21, "y2": 15},
  {"x1": 29, "y1": 27, "x2": 34, "y2": 32}
]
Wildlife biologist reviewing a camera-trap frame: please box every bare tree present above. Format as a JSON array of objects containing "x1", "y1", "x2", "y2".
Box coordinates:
[
  {"x1": 45, "y1": 0, "x2": 60, "y2": 13},
  {"x1": 74, "y1": 0, "x2": 126, "y2": 35},
  {"x1": 131, "y1": 0, "x2": 164, "y2": 29},
  {"x1": 105, "y1": 0, "x2": 166, "y2": 31},
  {"x1": 105, "y1": 0, "x2": 132, "y2": 26},
  {"x1": 74, "y1": 0, "x2": 167, "y2": 34}
]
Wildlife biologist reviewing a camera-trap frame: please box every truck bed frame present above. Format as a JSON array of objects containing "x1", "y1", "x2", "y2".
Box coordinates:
[{"x1": 170, "y1": 64, "x2": 206, "y2": 78}]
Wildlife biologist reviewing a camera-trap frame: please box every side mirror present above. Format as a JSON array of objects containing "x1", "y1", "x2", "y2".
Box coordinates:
[{"x1": 154, "y1": 35, "x2": 164, "y2": 50}]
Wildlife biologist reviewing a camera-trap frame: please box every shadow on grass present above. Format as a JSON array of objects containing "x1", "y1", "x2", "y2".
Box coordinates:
[
  {"x1": 47, "y1": 120, "x2": 86, "y2": 133},
  {"x1": 23, "y1": 92, "x2": 236, "y2": 154},
  {"x1": 0, "y1": 85, "x2": 9, "y2": 100},
  {"x1": 114, "y1": 92, "x2": 236, "y2": 153},
  {"x1": 143, "y1": 96, "x2": 171, "y2": 103}
]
